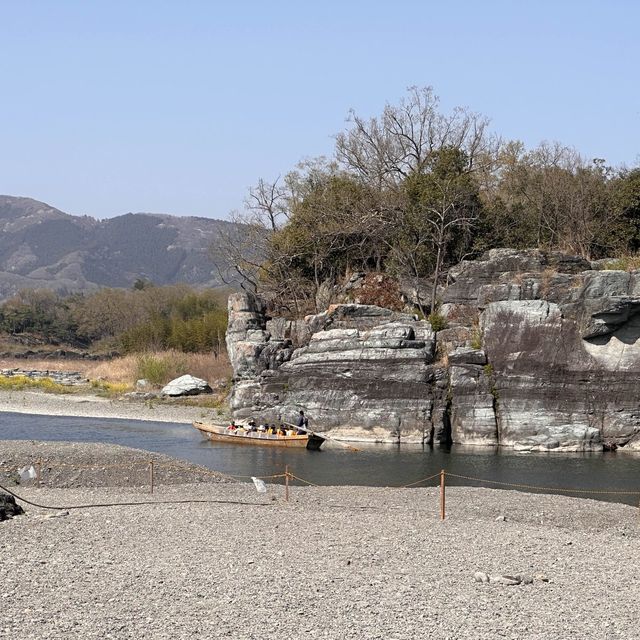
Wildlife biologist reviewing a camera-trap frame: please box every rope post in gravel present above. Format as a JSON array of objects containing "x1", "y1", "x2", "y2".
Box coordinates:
[
  {"x1": 439, "y1": 470, "x2": 446, "y2": 521},
  {"x1": 36, "y1": 458, "x2": 42, "y2": 489},
  {"x1": 285, "y1": 465, "x2": 290, "y2": 502},
  {"x1": 149, "y1": 460, "x2": 155, "y2": 494}
]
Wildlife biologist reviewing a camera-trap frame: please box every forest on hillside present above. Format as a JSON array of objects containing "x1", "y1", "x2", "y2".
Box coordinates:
[{"x1": 217, "y1": 86, "x2": 640, "y2": 318}]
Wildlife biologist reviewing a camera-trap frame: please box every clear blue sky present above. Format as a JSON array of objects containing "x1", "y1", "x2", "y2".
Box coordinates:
[{"x1": 0, "y1": 1, "x2": 638, "y2": 220}]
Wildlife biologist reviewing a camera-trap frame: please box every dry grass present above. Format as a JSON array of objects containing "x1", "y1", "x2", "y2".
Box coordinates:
[
  {"x1": 539, "y1": 267, "x2": 557, "y2": 298},
  {"x1": 0, "y1": 351, "x2": 232, "y2": 388},
  {"x1": 0, "y1": 375, "x2": 76, "y2": 394},
  {"x1": 603, "y1": 255, "x2": 640, "y2": 272}
]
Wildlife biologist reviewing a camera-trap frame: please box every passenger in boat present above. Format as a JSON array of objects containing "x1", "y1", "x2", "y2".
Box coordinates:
[
  {"x1": 278, "y1": 425, "x2": 287, "y2": 436},
  {"x1": 227, "y1": 421, "x2": 237, "y2": 431},
  {"x1": 258, "y1": 423, "x2": 266, "y2": 433}
]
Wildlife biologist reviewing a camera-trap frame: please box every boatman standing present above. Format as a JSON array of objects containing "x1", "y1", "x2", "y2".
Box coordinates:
[{"x1": 296, "y1": 410, "x2": 309, "y2": 435}]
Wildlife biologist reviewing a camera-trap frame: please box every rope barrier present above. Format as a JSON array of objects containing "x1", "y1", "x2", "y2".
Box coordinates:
[
  {"x1": 3, "y1": 459, "x2": 638, "y2": 500},
  {"x1": 152, "y1": 461, "x2": 285, "y2": 482},
  {"x1": 399, "y1": 472, "x2": 442, "y2": 488},
  {"x1": 0, "y1": 481, "x2": 272, "y2": 511},
  {"x1": 443, "y1": 471, "x2": 640, "y2": 496},
  {"x1": 287, "y1": 473, "x2": 321, "y2": 487}
]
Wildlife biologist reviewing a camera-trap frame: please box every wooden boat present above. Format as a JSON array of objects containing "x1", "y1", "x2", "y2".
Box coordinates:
[{"x1": 192, "y1": 421, "x2": 325, "y2": 450}]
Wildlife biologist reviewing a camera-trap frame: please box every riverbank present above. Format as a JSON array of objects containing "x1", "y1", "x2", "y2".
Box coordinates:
[
  {"x1": 1, "y1": 462, "x2": 638, "y2": 639},
  {"x1": 0, "y1": 440, "x2": 231, "y2": 488},
  {"x1": 0, "y1": 388, "x2": 220, "y2": 424}
]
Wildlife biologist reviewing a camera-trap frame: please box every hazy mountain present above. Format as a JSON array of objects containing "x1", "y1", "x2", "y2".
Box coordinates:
[{"x1": 0, "y1": 195, "x2": 243, "y2": 300}]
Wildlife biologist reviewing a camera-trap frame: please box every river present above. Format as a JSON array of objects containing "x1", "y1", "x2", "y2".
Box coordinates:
[{"x1": 1, "y1": 411, "x2": 639, "y2": 505}]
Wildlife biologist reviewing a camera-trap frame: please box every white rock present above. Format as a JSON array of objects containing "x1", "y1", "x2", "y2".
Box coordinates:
[{"x1": 161, "y1": 375, "x2": 212, "y2": 397}]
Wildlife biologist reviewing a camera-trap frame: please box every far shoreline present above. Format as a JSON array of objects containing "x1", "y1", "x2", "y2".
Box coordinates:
[{"x1": 0, "y1": 388, "x2": 215, "y2": 425}]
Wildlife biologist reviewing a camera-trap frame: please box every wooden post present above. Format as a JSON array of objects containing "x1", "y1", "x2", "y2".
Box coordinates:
[
  {"x1": 149, "y1": 460, "x2": 154, "y2": 494},
  {"x1": 36, "y1": 458, "x2": 42, "y2": 489},
  {"x1": 285, "y1": 465, "x2": 289, "y2": 502},
  {"x1": 439, "y1": 469, "x2": 446, "y2": 521}
]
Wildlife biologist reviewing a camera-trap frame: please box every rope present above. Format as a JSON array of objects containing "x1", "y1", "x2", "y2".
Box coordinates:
[
  {"x1": 399, "y1": 472, "x2": 441, "y2": 488},
  {"x1": 5, "y1": 459, "x2": 639, "y2": 499},
  {"x1": 287, "y1": 473, "x2": 321, "y2": 487},
  {"x1": 152, "y1": 461, "x2": 285, "y2": 481},
  {"x1": 0, "y1": 481, "x2": 271, "y2": 511},
  {"x1": 281, "y1": 421, "x2": 361, "y2": 452},
  {"x1": 444, "y1": 471, "x2": 640, "y2": 496}
]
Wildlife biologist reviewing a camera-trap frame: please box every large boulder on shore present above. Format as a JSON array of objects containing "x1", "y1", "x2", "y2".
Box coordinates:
[{"x1": 161, "y1": 375, "x2": 212, "y2": 397}]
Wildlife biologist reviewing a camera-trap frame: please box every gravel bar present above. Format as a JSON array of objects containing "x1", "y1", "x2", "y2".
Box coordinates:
[
  {"x1": 0, "y1": 440, "x2": 232, "y2": 488},
  {"x1": 1, "y1": 466, "x2": 639, "y2": 639},
  {"x1": 0, "y1": 389, "x2": 218, "y2": 424}
]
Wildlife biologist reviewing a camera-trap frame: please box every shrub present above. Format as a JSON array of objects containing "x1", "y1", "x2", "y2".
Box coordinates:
[
  {"x1": 428, "y1": 312, "x2": 448, "y2": 332},
  {"x1": 470, "y1": 328, "x2": 482, "y2": 350},
  {"x1": 90, "y1": 380, "x2": 132, "y2": 396},
  {"x1": 135, "y1": 352, "x2": 189, "y2": 386}
]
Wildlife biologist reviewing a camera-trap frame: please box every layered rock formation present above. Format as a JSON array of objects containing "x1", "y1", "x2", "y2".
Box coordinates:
[{"x1": 226, "y1": 249, "x2": 640, "y2": 451}]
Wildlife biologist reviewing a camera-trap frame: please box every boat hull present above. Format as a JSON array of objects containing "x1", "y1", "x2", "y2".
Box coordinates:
[{"x1": 193, "y1": 421, "x2": 324, "y2": 450}]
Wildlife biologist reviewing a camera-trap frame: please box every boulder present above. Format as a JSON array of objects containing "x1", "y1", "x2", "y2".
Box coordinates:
[
  {"x1": 161, "y1": 375, "x2": 212, "y2": 397},
  {"x1": 0, "y1": 492, "x2": 24, "y2": 521}
]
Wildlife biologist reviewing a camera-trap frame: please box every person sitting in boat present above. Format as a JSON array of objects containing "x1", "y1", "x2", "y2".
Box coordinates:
[
  {"x1": 227, "y1": 421, "x2": 237, "y2": 431},
  {"x1": 258, "y1": 423, "x2": 266, "y2": 433},
  {"x1": 296, "y1": 410, "x2": 309, "y2": 435},
  {"x1": 278, "y1": 425, "x2": 287, "y2": 436}
]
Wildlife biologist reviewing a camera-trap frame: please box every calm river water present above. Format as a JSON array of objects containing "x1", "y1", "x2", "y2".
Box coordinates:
[{"x1": 2, "y1": 412, "x2": 639, "y2": 505}]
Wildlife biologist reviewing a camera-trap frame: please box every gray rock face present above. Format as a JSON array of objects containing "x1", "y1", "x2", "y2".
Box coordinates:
[
  {"x1": 161, "y1": 375, "x2": 212, "y2": 397},
  {"x1": 227, "y1": 249, "x2": 640, "y2": 451},
  {"x1": 227, "y1": 295, "x2": 438, "y2": 443}
]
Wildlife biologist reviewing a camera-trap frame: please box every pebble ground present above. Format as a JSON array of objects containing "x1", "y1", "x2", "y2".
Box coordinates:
[{"x1": 1, "y1": 459, "x2": 638, "y2": 639}]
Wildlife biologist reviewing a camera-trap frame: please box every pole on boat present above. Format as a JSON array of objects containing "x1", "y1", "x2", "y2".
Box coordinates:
[
  {"x1": 149, "y1": 460, "x2": 155, "y2": 494},
  {"x1": 285, "y1": 465, "x2": 290, "y2": 502},
  {"x1": 439, "y1": 469, "x2": 446, "y2": 521},
  {"x1": 282, "y1": 421, "x2": 361, "y2": 453}
]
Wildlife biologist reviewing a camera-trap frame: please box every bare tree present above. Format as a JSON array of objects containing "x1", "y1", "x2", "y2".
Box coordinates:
[
  {"x1": 335, "y1": 86, "x2": 496, "y2": 188},
  {"x1": 336, "y1": 86, "x2": 497, "y2": 313}
]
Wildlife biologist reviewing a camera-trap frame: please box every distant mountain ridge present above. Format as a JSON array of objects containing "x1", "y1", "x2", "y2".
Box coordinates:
[{"x1": 0, "y1": 195, "x2": 241, "y2": 300}]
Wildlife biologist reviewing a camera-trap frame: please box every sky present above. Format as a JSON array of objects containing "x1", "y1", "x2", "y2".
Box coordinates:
[{"x1": 0, "y1": 0, "x2": 638, "y2": 220}]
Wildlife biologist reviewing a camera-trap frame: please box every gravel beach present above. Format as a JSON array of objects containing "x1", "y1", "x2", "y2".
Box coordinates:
[
  {"x1": 1, "y1": 394, "x2": 639, "y2": 639},
  {"x1": 1, "y1": 442, "x2": 639, "y2": 640}
]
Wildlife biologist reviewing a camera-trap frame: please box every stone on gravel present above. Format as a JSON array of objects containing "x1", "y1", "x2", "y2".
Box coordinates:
[
  {"x1": 161, "y1": 374, "x2": 213, "y2": 397},
  {"x1": 0, "y1": 492, "x2": 24, "y2": 521}
]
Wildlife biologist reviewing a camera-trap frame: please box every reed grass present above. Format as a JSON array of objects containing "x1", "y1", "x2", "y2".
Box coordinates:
[{"x1": 0, "y1": 350, "x2": 232, "y2": 394}]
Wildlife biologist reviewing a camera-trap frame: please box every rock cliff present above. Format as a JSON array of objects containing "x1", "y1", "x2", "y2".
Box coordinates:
[{"x1": 226, "y1": 249, "x2": 640, "y2": 451}]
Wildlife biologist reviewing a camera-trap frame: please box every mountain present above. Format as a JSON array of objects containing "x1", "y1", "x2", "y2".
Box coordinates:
[{"x1": 0, "y1": 196, "x2": 244, "y2": 300}]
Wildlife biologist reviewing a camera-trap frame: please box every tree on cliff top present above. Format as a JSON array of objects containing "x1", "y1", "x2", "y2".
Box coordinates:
[{"x1": 336, "y1": 86, "x2": 497, "y2": 312}]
